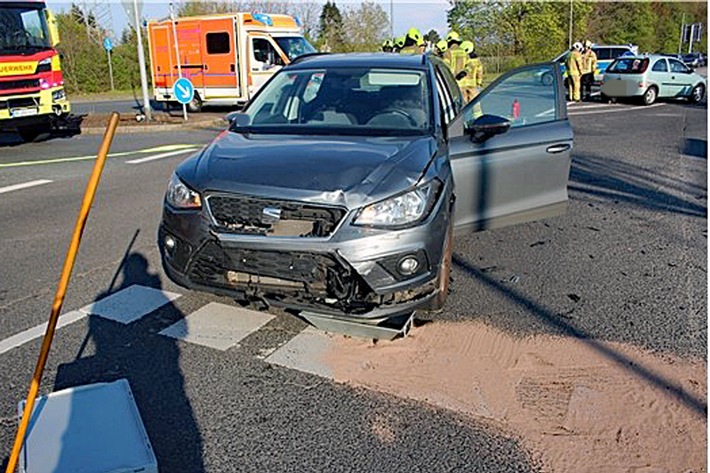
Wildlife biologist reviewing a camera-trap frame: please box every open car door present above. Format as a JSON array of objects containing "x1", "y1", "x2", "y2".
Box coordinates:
[{"x1": 447, "y1": 63, "x2": 573, "y2": 234}]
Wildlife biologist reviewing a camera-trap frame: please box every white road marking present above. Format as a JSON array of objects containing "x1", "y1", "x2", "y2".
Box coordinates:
[
  {"x1": 0, "y1": 179, "x2": 52, "y2": 195},
  {"x1": 159, "y1": 302, "x2": 274, "y2": 350},
  {"x1": 569, "y1": 103, "x2": 621, "y2": 110},
  {"x1": 569, "y1": 103, "x2": 664, "y2": 116},
  {"x1": 80, "y1": 285, "x2": 181, "y2": 324},
  {"x1": 125, "y1": 148, "x2": 197, "y2": 164},
  {"x1": 264, "y1": 327, "x2": 335, "y2": 379},
  {"x1": 0, "y1": 310, "x2": 85, "y2": 355}
]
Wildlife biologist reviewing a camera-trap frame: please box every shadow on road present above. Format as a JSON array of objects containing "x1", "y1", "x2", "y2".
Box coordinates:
[
  {"x1": 52, "y1": 250, "x2": 205, "y2": 471},
  {"x1": 570, "y1": 153, "x2": 707, "y2": 218},
  {"x1": 452, "y1": 254, "x2": 707, "y2": 417},
  {"x1": 683, "y1": 138, "x2": 707, "y2": 159}
]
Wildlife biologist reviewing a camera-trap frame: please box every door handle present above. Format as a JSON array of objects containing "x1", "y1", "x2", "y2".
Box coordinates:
[{"x1": 546, "y1": 144, "x2": 571, "y2": 154}]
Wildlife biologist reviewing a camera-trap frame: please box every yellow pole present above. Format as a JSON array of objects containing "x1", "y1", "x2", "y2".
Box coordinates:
[{"x1": 5, "y1": 112, "x2": 120, "y2": 473}]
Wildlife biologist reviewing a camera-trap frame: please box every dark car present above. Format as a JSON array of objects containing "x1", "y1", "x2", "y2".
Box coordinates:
[
  {"x1": 159, "y1": 53, "x2": 573, "y2": 322},
  {"x1": 682, "y1": 52, "x2": 705, "y2": 68}
]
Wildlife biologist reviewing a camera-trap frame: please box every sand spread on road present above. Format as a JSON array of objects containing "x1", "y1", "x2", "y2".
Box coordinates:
[{"x1": 325, "y1": 321, "x2": 706, "y2": 473}]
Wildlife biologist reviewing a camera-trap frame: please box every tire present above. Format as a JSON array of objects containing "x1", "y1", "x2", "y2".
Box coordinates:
[
  {"x1": 17, "y1": 124, "x2": 51, "y2": 143},
  {"x1": 426, "y1": 220, "x2": 453, "y2": 312},
  {"x1": 642, "y1": 86, "x2": 657, "y2": 106},
  {"x1": 186, "y1": 93, "x2": 202, "y2": 113},
  {"x1": 690, "y1": 84, "x2": 705, "y2": 104}
]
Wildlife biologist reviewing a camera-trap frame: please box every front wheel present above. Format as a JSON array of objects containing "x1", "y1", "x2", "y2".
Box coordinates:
[
  {"x1": 17, "y1": 123, "x2": 51, "y2": 143},
  {"x1": 425, "y1": 221, "x2": 453, "y2": 312},
  {"x1": 690, "y1": 84, "x2": 705, "y2": 104},
  {"x1": 642, "y1": 86, "x2": 657, "y2": 106},
  {"x1": 186, "y1": 93, "x2": 202, "y2": 113}
]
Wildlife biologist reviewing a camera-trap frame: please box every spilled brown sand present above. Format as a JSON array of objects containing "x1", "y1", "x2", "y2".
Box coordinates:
[{"x1": 324, "y1": 321, "x2": 706, "y2": 473}]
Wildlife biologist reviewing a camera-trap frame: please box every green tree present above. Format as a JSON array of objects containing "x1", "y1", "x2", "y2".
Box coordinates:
[
  {"x1": 318, "y1": 1, "x2": 344, "y2": 51},
  {"x1": 341, "y1": 1, "x2": 388, "y2": 52},
  {"x1": 424, "y1": 29, "x2": 440, "y2": 44},
  {"x1": 56, "y1": 10, "x2": 107, "y2": 94}
]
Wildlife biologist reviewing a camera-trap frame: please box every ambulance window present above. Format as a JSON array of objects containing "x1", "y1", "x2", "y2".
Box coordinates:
[
  {"x1": 206, "y1": 32, "x2": 230, "y2": 54},
  {"x1": 252, "y1": 38, "x2": 285, "y2": 66}
]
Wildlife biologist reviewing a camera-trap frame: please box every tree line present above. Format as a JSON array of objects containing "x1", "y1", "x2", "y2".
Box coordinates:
[{"x1": 56, "y1": 1, "x2": 706, "y2": 95}]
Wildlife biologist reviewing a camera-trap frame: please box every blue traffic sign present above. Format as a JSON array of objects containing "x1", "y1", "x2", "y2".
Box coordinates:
[
  {"x1": 103, "y1": 37, "x2": 113, "y2": 52},
  {"x1": 173, "y1": 77, "x2": 195, "y2": 105}
]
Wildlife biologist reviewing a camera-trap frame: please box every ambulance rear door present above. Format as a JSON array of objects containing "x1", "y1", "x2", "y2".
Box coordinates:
[
  {"x1": 199, "y1": 17, "x2": 240, "y2": 101},
  {"x1": 174, "y1": 19, "x2": 205, "y2": 93}
]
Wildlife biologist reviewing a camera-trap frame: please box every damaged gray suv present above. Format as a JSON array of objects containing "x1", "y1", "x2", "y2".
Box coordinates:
[{"x1": 159, "y1": 53, "x2": 573, "y2": 321}]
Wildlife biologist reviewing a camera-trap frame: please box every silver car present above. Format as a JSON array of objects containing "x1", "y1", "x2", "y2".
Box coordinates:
[
  {"x1": 158, "y1": 54, "x2": 573, "y2": 322},
  {"x1": 601, "y1": 54, "x2": 706, "y2": 105}
]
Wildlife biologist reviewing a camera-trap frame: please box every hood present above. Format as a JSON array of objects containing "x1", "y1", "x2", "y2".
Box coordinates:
[{"x1": 178, "y1": 131, "x2": 437, "y2": 209}]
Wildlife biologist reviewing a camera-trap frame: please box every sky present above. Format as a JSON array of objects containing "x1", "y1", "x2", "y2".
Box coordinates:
[{"x1": 46, "y1": 0, "x2": 451, "y2": 40}]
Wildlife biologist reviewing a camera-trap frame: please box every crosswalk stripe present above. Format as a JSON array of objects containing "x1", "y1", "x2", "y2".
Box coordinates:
[
  {"x1": 264, "y1": 327, "x2": 335, "y2": 379},
  {"x1": 569, "y1": 103, "x2": 663, "y2": 116},
  {"x1": 159, "y1": 302, "x2": 274, "y2": 350},
  {"x1": 125, "y1": 148, "x2": 198, "y2": 164},
  {"x1": 80, "y1": 284, "x2": 181, "y2": 324}
]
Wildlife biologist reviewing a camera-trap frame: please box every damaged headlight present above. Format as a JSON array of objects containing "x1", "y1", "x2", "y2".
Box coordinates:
[
  {"x1": 354, "y1": 180, "x2": 441, "y2": 228},
  {"x1": 166, "y1": 173, "x2": 201, "y2": 209}
]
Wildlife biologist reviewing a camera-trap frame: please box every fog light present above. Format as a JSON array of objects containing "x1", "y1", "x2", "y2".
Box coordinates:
[
  {"x1": 398, "y1": 256, "x2": 419, "y2": 275},
  {"x1": 164, "y1": 235, "x2": 176, "y2": 253}
]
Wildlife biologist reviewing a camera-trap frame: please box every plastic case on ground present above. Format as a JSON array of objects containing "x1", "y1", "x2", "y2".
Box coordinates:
[{"x1": 18, "y1": 379, "x2": 157, "y2": 473}]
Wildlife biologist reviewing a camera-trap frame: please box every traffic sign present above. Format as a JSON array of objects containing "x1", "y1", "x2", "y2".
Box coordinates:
[
  {"x1": 103, "y1": 37, "x2": 113, "y2": 52},
  {"x1": 173, "y1": 77, "x2": 194, "y2": 105}
]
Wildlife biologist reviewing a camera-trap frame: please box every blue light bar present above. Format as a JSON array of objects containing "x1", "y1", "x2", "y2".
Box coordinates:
[
  {"x1": 294, "y1": 16, "x2": 302, "y2": 27},
  {"x1": 252, "y1": 13, "x2": 273, "y2": 26}
]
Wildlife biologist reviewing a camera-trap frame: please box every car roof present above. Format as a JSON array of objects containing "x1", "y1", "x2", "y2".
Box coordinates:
[
  {"x1": 287, "y1": 53, "x2": 429, "y2": 70},
  {"x1": 615, "y1": 54, "x2": 671, "y2": 61}
]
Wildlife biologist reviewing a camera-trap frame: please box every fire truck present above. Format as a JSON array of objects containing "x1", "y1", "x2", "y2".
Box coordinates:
[
  {"x1": 0, "y1": 1, "x2": 70, "y2": 141},
  {"x1": 147, "y1": 12, "x2": 315, "y2": 110}
]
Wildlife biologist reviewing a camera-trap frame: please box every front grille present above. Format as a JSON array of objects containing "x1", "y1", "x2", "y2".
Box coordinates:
[
  {"x1": 207, "y1": 194, "x2": 346, "y2": 238},
  {"x1": 188, "y1": 241, "x2": 342, "y2": 287},
  {"x1": 0, "y1": 79, "x2": 40, "y2": 95},
  {"x1": 7, "y1": 97, "x2": 38, "y2": 108}
]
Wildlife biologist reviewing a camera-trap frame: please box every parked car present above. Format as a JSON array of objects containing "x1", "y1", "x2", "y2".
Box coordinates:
[
  {"x1": 601, "y1": 54, "x2": 706, "y2": 105},
  {"x1": 554, "y1": 44, "x2": 638, "y2": 84},
  {"x1": 158, "y1": 54, "x2": 573, "y2": 321},
  {"x1": 682, "y1": 52, "x2": 705, "y2": 68}
]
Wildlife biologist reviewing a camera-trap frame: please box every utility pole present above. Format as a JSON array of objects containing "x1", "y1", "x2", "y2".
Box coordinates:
[
  {"x1": 688, "y1": 24, "x2": 694, "y2": 53},
  {"x1": 390, "y1": 0, "x2": 394, "y2": 40},
  {"x1": 133, "y1": 0, "x2": 152, "y2": 121},
  {"x1": 568, "y1": 0, "x2": 573, "y2": 49},
  {"x1": 170, "y1": 3, "x2": 187, "y2": 121},
  {"x1": 678, "y1": 13, "x2": 685, "y2": 56}
]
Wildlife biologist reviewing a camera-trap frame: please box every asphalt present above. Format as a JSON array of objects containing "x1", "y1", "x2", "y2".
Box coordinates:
[{"x1": 0, "y1": 97, "x2": 705, "y2": 471}]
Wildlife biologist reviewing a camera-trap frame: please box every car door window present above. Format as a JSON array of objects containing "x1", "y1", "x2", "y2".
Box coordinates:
[
  {"x1": 594, "y1": 48, "x2": 610, "y2": 60},
  {"x1": 652, "y1": 59, "x2": 668, "y2": 72},
  {"x1": 434, "y1": 66, "x2": 455, "y2": 124},
  {"x1": 252, "y1": 37, "x2": 284, "y2": 69},
  {"x1": 669, "y1": 59, "x2": 689, "y2": 73},
  {"x1": 461, "y1": 64, "x2": 558, "y2": 129},
  {"x1": 437, "y1": 63, "x2": 463, "y2": 114}
]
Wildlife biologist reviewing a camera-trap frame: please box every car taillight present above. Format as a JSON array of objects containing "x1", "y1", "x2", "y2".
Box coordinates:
[{"x1": 639, "y1": 60, "x2": 649, "y2": 73}]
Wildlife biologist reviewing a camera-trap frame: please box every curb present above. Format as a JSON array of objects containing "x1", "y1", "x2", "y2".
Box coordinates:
[{"x1": 79, "y1": 118, "x2": 225, "y2": 135}]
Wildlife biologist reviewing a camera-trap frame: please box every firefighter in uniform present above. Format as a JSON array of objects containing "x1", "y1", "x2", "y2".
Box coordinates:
[
  {"x1": 393, "y1": 36, "x2": 405, "y2": 53},
  {"x1": 381, "y1": 39, "x2": 394, "y2": 53},
  {"x1": 434, "y1": 39, "x2": 448, "y2": 58},
  {"x1": 580, "y1": 40, "x2": 597, "y2": 101},
  {"x1": 399, "y1": 28, "x2": 423, "y2": 54},
  {"x1": 445, "y1": 31, "x2": 467, "y2": 83},
  {"x1": 566, "y1": 42, "x2": 584, "y2": 102}
]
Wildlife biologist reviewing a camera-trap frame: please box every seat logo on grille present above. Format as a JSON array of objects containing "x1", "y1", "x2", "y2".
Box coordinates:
[{"x1": 261, "y1": 206, "x2": 281, "y2": 224}]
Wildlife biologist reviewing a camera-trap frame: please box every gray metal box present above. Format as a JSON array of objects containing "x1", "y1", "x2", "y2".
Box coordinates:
[{"x1": 18, "y1": 379, "x2": 157, "y2": 473}]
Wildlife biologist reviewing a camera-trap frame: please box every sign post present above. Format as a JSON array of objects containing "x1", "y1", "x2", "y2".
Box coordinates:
[
  {"x1": 123, "y1": 0, "x2": 151, "y2": 120},
  {"x1": 103, "y1": 37, "x2": 114, "y2": 91},
  {"x1": 173, "y1": 77, "x2": 195, "y2": 112},
  {"x1": 170, "y1": 2, "x2": 187, "y2": 121}
]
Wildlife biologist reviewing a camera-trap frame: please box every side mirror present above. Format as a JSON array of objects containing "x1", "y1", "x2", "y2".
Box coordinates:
[
  {"x1": 225, "y1": 112, "x2": 250, "y2": 127},
  {"x1": 465, "y1": 114, "x2": 511, "y2": 143}
]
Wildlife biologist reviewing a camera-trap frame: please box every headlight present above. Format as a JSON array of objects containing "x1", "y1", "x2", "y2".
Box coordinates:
[
  {"x1": 354, "y1": 180, "x2": 441, "y2": 228},
  {"x1": 52, "y1": 88, "x2": 66, "y2": 101},
  {"x1": 166, "y1": 173, "x2": 201, "y2": 209}
]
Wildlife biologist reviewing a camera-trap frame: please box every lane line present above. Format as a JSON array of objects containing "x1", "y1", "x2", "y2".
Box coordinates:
[
  {"x1": 0, "y1": 144, "x2": 201, "y2": 169},
  {"x1": 568, "y1": 103, "x2": 622, "y2": 110},
  {"x1": 0, "y1": 310, "x2": 85, "y2": 355},
  {"x1": 125, "y1": 148, "x2": 198, "y2": 164},
  {"x1": 0, "y1": 179, "x2": 52, "y2": 194},
  {"x1": 569, "y1": 103, "x2": 664, "y2": 116}
]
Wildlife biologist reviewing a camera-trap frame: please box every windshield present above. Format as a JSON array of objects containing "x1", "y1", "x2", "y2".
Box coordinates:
[
  {"x1": 237, "y1": 67, "x2": 432, "y2": 136},
  {"x1": 274, "y1": 36, "x2": 316, "y2": 61},
  {"x1": 0, "y1": 4, "x2": 52, "y2": 54},
  {"x1": 607, "y1": 58, "x2": 649, "y2": 74}
]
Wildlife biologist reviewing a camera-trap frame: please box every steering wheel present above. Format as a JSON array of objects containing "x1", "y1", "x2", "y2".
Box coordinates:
[{"x1": 380, "y1": 108, "x2": 418, "y2": 127}]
